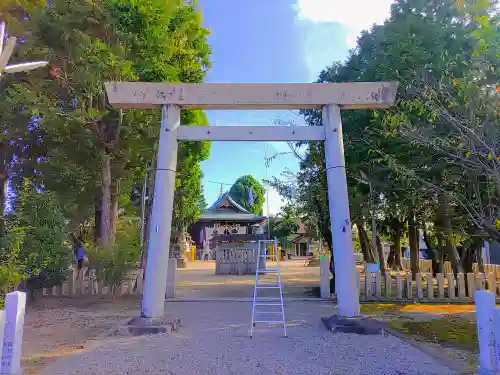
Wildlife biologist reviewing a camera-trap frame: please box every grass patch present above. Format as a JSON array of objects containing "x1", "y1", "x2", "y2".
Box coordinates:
[
  {"x1": 360, "y1": 304, "x2": 402, "y2": 315},
  {"x1": 387, "y1": 315, "x2": 478, "y2": 352},
  {"x1": 361, "y1": 303, "x2": 475, "y2": 316}
]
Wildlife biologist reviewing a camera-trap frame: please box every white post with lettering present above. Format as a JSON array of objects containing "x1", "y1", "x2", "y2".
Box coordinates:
[
  {"x1": 322, "y1": 104, "x2": 359, "y2": 317},
  {"x1": 475, "y1": 290, "x2": 497, "y2": 375},
  {"x1": 1, "y1": 291, "x2": 26, "y2": 375}
]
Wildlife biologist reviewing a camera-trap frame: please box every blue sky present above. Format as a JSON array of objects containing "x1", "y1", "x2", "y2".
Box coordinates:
[{"x1": 198, "y1": 0, "x2": 394, "y2": 215}]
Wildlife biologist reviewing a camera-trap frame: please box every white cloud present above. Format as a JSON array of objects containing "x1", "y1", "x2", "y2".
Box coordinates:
[{"x1": 294, "y1": 0, "x2": 394, "y2": 48}]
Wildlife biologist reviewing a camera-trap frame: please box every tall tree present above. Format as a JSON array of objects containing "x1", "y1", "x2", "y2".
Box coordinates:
[
  {"x1": 1, "y1": 0, "x2": 212, "y2": 251},
  {"x1": 228, "y1": 175, "x2": 266, "y2": 215}
]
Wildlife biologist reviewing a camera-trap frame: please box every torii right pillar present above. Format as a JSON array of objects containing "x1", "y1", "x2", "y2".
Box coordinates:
[{"x1": 323, "y1": 104, "x2": 359, "y2": 317}]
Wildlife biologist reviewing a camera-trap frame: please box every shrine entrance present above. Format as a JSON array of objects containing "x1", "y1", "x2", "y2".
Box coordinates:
[{"x1": 105, "y1": 81, "x2": 398, "y2": 319}]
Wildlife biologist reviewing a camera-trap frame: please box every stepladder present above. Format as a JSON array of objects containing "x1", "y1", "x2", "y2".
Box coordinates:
[{"x1": 250, "y1": 239, "x2": 287, "y2": 338}]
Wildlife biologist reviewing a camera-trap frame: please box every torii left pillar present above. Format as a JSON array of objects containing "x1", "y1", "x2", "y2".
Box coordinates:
[{"x1": 141, "y1": 105, "x2": 179, "y2": 319}]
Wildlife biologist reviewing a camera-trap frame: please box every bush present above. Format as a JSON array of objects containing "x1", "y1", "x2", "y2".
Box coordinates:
[
  {"x1": 88, "y1": 219, "x2": 141, "y2": 297},
  {"x1": 0, "y1": 221, "x2": 28, "y2": 306},
  {"x1": 12, "y1": 180, "x2": 72, "y2": 299}
]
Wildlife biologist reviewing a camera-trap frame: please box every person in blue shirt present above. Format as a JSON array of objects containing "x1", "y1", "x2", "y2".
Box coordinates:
[{"x1": 75, "y1": 236, "x2": 85, "y2": 279}]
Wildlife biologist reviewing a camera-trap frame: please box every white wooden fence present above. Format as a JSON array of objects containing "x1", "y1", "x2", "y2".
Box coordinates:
[
  {"x1": 318, "y1": 254, "x2": 500, "y2": 302},
  {"x1": 41, "y1": 268, "x2": 144, "y2": 298},
  {"x1": 354, "y1": 253, "x2": 494, "y2": 276},
  {"x1": 358, "y1": 270, "x2": 490, "y2": 301}
]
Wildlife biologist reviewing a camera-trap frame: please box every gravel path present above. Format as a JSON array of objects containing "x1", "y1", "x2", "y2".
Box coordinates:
[{"x1": 37, "y1": 301, "x2": 455, "y2": 375}]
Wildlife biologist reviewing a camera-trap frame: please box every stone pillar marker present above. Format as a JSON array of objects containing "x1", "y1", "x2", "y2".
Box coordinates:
[{"x1": 1, "y1": 291, "x2": 27, "y2": 375}]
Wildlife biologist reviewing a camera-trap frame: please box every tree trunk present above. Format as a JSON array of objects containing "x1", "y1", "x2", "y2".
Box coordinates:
[
  {"x1": 408, "y1": 207, "x2": 420, "y2": 278},
  {"x1": 110, "y1": 179, "x2": 120, "y2": 244},
  {"x1": 460, "y1": 245, "x2": 474, "y2": 273},
  {"x1": 423, "y1": 230, "x2": 441, "y2": 276},
  {"x1": 387, "y1": 246, "x2": 395, "y2": 268},
  {"x1": 393, "y1": 222, "x2": 403, "y2": 271},
  {"x1": 376, "y1": 235, "x2": 386, "y2": 273},
  {"x1": 441, "y1": 194, "x2": 462, "y2": 274},
  {"x1": 477, "y1": 245, "x2": 485, "y2": 274},
  {"x1": 357, "y1": 221, "x2": 374, "y2": 263},
  {"x1": 436, "y1": 232, "x2": 445, "y2": 274},
  {"x1": 100, "y1": 153, "x2": 112, "y2": 248},
  {"x1": 94, "y1": 198, "x2": 101, "y2": 246}
]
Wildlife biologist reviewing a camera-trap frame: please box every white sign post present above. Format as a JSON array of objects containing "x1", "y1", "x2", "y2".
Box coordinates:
[
  {"x1": 475, "y1": 290, "x2": 497, "y2": 375},
  {"x1": 1, "y1": 291, "x2": 26, "y2": 375}
]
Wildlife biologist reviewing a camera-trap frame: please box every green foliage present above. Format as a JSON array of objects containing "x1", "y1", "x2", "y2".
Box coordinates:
[
  {"x1": 269, "y1": 0, "x2": 500, "y2": 273},
  {"x1": 87, "y1": 219, "x2": 141, "y2": 296},
  {"x1": 0, "y1": 0, "x2": 212, "y2": 247},
  {"x1": 268, "y1": 204, "x2": 299, "y2": 247},
  {"x1": 228, "y1": 175, "x2": 266, "y2": 215},
  {"x1": 10, "y1": 181, "x2": 72, "y2": 293},
  {"x1": 0, "y1": 225, "x2": 26, "y2": 307}
]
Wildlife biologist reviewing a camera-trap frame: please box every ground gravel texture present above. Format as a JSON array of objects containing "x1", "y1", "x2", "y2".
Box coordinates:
[{"x1": 36, "y1": 301, "x2": 455, "y2": 375}]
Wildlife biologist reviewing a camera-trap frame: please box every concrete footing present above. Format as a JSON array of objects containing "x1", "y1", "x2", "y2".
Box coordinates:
[
  {"x1": 321, "y1": 315, "x2": 386, "y2": 335},
  {"x1": 124, "y1": 316, "x2": 181, "y2": 336}
]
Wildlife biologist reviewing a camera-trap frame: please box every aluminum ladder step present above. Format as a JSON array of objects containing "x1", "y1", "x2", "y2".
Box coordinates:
[
  {"x1": 257, "y1": 269, "x2": 279, "y2": 273},
  {"x1": 256, "y1": 284, "x2": 280, "y2": 289},
  {"x1": 251, "y1": 239, "x2": 287, "y2": 338}
]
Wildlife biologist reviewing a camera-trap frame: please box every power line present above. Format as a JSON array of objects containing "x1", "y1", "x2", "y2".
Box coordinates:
[{"x1": 205, "y1": 180, "x2": 233, "y2": 186}]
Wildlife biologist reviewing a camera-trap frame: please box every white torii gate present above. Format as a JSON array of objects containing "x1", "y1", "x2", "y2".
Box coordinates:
[{"x1": 105, "y1": 81, "x2": 398, "y2": 319}]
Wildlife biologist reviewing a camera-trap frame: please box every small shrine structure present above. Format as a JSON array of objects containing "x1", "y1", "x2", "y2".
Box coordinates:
[{"x1": 189, "y1": 193, "x2": 267, "y2": 274}]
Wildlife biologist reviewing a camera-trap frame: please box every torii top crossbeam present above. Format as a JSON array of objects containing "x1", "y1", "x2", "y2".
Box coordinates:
[
  {"x1": 105, "y1": 81, "x2": 398, "y2": 110},
  {"x1": 104, "y1": 82, "x2": 398, "y2": 142}
]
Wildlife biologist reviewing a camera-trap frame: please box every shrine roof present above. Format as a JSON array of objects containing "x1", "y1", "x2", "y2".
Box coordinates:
[{"x1": 197, "y1": 194, "x2": 265, "y2": 222}]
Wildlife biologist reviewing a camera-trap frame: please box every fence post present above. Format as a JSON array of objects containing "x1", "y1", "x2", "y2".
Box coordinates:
[
  {"x1": 475, "y1": 290, "x2": 497, "y2": 375},
  {"x1": 1, "y1": 291, "x2": 27, "y2": 375},
  {"x1": 364, "y1": 272, "x2": 372, "y2": 300},
  {"x1": 384, "y1": 273, "x2": 391, "y2": 299},
  {"x1": 437, "y1": 274, "x2": 445, "y2": 299},
  {"x1": 488, "y1": 273, "x2": 497, "y2": 296},
  {"x1": 425, "y1": 273, "x2": 434, "y2": 300},
  {"x1": 320, "y1": 256, "x2": 330, "y2": 299},
  {"x1": 416, "y1": 273, "x2": 423, "y2": 299},
  {"x1": 447, "y1": 273, "x2": 456, "y2": 300},
  {"x1": 405, "y1": 272, "x2": 412, "y2": 299},
  {"x1": 467, "y1": 273, "x2": 476, "y2": 298},
  {"x1": 458, "y1": 273, "x2": 466, "y2": 299},
  {"x1": 395, "y1": 273, "x2": 403, "y2": 299}
]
